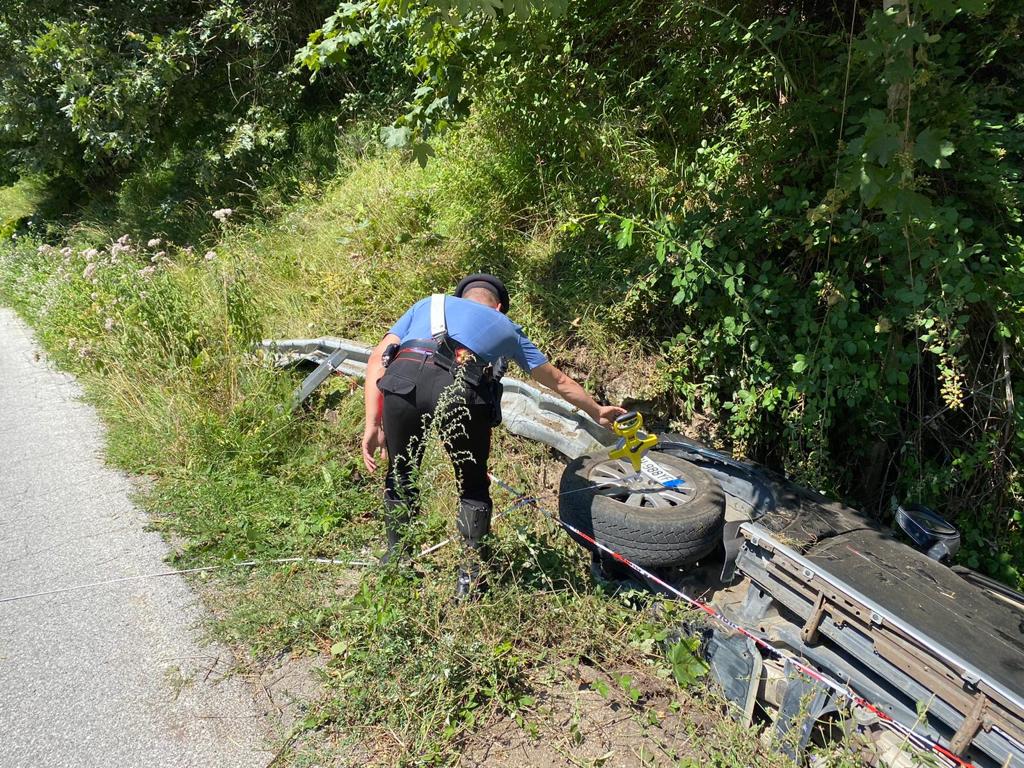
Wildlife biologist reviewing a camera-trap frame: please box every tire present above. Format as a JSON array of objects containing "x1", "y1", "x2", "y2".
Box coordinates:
[{"x1": 558, "y1": 449, "x2": 726, "y2": 568}]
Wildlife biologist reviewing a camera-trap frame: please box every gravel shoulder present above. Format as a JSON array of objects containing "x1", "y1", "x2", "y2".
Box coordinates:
[{"x1": 0, "y1": 306, "x2": 274, "y2": 768}]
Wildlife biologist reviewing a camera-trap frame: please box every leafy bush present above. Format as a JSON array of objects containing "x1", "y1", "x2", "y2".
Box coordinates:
[{"x1": 0, "y1": 0, "x2": 414, "y2": 239}]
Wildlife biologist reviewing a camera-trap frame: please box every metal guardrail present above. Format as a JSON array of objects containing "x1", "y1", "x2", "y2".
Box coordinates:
[{"x1": 256, "y1": 337, "x2": 616, "y2": 459}]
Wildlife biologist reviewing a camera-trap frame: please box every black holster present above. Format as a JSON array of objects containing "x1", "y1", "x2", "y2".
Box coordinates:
[
  {"x1": 380, "y1": 342, "x2": 400, "y2": 369},
  {"x1": 488, "y1": 379, "x2": 504, "y2": 427}
]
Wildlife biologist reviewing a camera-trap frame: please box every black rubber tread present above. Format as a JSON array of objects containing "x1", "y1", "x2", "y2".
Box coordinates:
[{"x1": 558, "y1": 449, "x2": 726, "y2": 568}]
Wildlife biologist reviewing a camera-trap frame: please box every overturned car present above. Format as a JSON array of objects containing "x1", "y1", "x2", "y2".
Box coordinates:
[
  {"x1": 260, "y1": 336, "x2": 1024, "y2": 767},
  {"x1": 559, "y1": 439, "x2": 1024, "y2": 768}
]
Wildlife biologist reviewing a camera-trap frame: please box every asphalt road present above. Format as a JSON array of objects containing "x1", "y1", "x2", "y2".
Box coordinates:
[{"x1": 0, "y1": 307, "x2": 273, "y2": 768}]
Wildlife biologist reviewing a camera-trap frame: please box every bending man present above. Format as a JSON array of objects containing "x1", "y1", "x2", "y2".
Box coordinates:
[{"x1": 361, "y1": 273, "x2": 625, "y2": 599}]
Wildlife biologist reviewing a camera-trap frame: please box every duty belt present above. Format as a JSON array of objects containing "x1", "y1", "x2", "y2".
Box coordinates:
[
  {"x1": 393, "y1": 338, "x2": 494, "y2": 384},
  {"x1": 392, "y1": 338, "x2": 439, "y2": 364}
]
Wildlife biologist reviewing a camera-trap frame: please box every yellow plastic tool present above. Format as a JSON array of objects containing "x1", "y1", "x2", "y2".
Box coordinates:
[{"x1": 609, "y1": 411, "x2": 658, "y2": 473}]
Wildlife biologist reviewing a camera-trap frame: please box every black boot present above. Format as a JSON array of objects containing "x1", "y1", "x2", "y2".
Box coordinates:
[
  {"x1": 453, "y1": 499, "x2": 492, "y2": 601},
  {"x1": 381, "y1": 524, "x2": 402, "y2": 565}
]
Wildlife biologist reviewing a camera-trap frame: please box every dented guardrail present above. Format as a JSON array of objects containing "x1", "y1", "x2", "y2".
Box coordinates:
[{"x1": 256, "y1": 337, "x2": 616, "y2": 459}]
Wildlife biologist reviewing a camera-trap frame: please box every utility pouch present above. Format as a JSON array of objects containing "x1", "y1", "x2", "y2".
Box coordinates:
[
  {"x1": 488, "y1": 379, "x2": 504, "y2": 427},
  {"x1": 434, "y1": 339, "x2": 487, "y2": 386},
  {"x1": 381, "y1": 342, "x2": 400, "y2": 369},
  {"x1": 459, "y1": 363, "x2": 486, "y2": 387}
]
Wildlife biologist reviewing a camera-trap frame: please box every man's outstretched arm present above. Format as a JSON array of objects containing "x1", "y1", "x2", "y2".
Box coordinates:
[
  {"x1": 362, "y1": 333, "x2": 400, "y2": 472},
  {"x1": 529, "y1": 362, "x2": 626, "y2": 428}
]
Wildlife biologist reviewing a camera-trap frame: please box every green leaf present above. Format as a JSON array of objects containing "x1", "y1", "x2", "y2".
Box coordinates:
[
  {"x1": 667, "y1": 637, "x2": 709, "y2": 687},
  {"x1": 858, "y1": 109, "x2": 902, "y2": 166},
  {"x1": 914, "y1": 128, "x2": 955, "y2": 169},
  {"x1": 888, "y1": 189, "x2": 933, "y2": 217},
  {"x1": 380, "y1": 125, "x2": 411, "y2": 149},
  {"x1": 858, "y1": 163, "x2": 887, "y2": 207},
  {"x1": 956, "y1": 0, "x2": 989, "y2": 15},
  {"x1": 616, "y1": 218, "x2": 635, "y2": 249},
  {"x1": 411, "y1": 141, "x2": 436, "y2": 167}
]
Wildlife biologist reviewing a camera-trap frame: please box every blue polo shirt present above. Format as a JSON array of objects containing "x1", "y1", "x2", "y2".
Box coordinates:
[{"x1": 387, "y1": 295, "x2": 548, "y2": 372}]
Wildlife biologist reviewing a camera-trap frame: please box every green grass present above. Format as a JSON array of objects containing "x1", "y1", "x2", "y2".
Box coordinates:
[
  {"x1": 0, "y1": 123, "x2": 866, "y2": 766},
  {"x1": 0, "y1": 176, "x2": 44, "y2": 237}
]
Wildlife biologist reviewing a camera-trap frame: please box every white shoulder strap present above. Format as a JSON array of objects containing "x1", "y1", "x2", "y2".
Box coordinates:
[{"x1": 430, "y1": 293, "x2": 447, "y2": 342}]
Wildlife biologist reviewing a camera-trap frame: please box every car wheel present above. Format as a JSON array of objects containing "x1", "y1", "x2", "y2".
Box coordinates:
[{"x1": 558, "y1": 449, "x2": 726, "y2": 568}]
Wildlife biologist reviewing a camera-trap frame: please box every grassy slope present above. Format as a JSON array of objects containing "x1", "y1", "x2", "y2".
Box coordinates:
[{"x1": 0, "y1": 128, "x2": 858, "y2": 766}]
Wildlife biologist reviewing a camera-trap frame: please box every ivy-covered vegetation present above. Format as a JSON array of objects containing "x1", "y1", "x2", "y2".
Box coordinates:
[
  {"x1": 1, "y1": 0, "x2": 1022, "y2": 759},
  {"x1": 0, "y1": 0, "x2": 412, "y2": 234}
]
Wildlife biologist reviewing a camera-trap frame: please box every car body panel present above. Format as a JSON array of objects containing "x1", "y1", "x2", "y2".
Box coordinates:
[{"x1": 805, "y1": 529, "x2": 1024, "y2": 698}]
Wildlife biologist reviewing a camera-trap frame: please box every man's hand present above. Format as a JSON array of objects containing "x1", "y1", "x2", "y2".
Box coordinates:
[
  {"x1": 594, "y1": 404, "x2": 628, "y2": 429},
  {"x1": 362, "y1": 423, "x2": 387, "y2": 472}
]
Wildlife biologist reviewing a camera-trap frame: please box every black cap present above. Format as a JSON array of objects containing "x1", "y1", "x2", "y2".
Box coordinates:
[{"x1": 455, "y1": 273, "x2": 510, "y2": 314}]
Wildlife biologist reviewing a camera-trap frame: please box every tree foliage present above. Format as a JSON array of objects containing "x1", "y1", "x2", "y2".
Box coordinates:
[{"x1": 0, "y1": 0, "x2": 408, "y2": 232}]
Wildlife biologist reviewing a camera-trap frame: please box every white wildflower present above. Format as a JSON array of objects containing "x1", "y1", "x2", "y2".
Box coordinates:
[
  {"x1": 138, "y1": 265, "x2": 156, "y2": 279},
  {"x1": 212, "y1": 208, "x2": 233, "y2": 222},
  {"x1": 146, "y1": 238, "x2": 162, "y2": 248},
  {"x1": 104, "y1": 317, "x2": 116, "y2": 332},
  {"x1": 82, "y1": 263, "x2": 98, "y2": 280},
  {"x1": 60, "y1": 246, "x2": 72, "y2": 258},
  {"x1": 83, "y1": 248, "x2": 98, "y2": 261},
  {"x1": 116, "y1": 234, "x2": 131, "y2": 246},
  {"x1": 204, "y1": 250, "x2": 217, "y2": 261},
  {"x1": 36, "y1": 244, "x2": 51, "y2": 255},
  {"x1": 90, "y1": 292, "x2": 98, "y2": 301}
]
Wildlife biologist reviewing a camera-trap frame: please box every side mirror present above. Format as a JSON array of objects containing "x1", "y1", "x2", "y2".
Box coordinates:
[{"x1": 895, "y1": 503, "x2": 961, "y2": 563}]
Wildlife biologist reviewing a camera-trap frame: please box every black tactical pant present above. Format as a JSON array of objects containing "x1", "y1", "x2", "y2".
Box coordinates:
[{"x1": 378, "y1": 356, "x2": 493, "y2": 548}]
